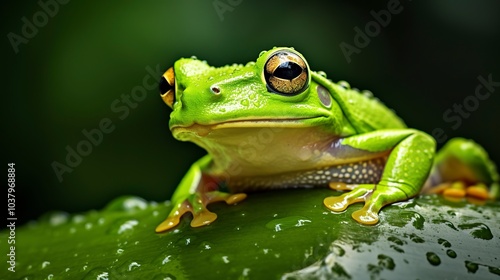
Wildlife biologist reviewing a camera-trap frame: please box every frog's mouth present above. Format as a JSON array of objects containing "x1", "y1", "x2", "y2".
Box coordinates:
[{"x1": 171, "y1": 116, "x2": 325, "y2": 137}]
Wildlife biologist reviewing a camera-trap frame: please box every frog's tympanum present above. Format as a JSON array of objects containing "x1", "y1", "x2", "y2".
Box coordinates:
[{"x1": 156, "y1": 47, "x2": 499, "y2": 232}]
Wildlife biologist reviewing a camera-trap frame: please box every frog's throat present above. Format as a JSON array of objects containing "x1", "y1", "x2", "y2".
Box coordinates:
[{"x1": 171, "y1": 116, "x2": 325, "y2": 137}]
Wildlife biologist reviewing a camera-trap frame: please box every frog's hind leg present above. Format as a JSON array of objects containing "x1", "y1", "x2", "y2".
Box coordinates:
[{"x1": 422, "y1": 138, "x2": 499, "y2": 201}]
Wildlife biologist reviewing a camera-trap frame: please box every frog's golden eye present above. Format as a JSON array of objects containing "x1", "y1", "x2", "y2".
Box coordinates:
[
  {"x1": 160, "y1": 67, "x2": 175, "y2": 108},
  {"x1": 264, "y1": 50, "x2": 309, "y2": 95}
]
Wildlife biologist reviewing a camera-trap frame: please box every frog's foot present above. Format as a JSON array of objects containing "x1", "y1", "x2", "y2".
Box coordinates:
[
  {"x1": 155, "y1": 191, "x2": 247, "y2": 233},
  {"x1": 324, "y1": 182, "x2": 408, "y2": 225},
  {"x1": 428, "y1": 181, "x2": 491, "y2": 203},
  {"x1": 423, "y1": 138, "x2": 499, "y2": 201}
]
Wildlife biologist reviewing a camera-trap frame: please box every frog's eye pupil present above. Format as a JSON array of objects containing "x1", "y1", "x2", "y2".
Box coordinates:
[
  {"x1": 160, "y1": 67, "x2": 176, "y2": 108},
  {"x1": 159, "y1": 76, "x2": 170, "y2": 94},
  {"x1": 264, "y1": 50, "x2": 309, "y2": 95},
  {"x1": 273, "y1": 61, "x2": 303, "y2": 80}
]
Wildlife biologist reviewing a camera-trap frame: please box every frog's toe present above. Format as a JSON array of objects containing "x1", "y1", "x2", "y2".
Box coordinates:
[
  {"x1": 155, "y1": 191, "x2": 247, "y2": 233},
  {"x1": 156, "y1": 199, "x2": 219, "y2": 232},
  {"x1": 156, "y1": 216, "x2": 181, "y2": 233},
  {"x1": 324, "y1": 184, "x2": 373, "y2": 211},
  {"x1": 191, "y1": 209, "x2": 218, "y2": 227},
  {"x1": 466, "y1": 183, "x2": 489, "y2": 200},
  {"x1": 155, "y1": 200, "x2": 192, "y2": 233},
  {"x1": 206, "y1": 191, "x2": 247, "y2": 204},
  {"x1": 189, "y1": 192, "x2": 246, "y2": 227},
  {"x1": 352, "y1": 207, "x2": 379, "y2": 225},
  {"x1": 439, "y1": 181, "x2": 491, "y2": 202},
  {"x1": 325, "y1": 183, "x2": 409, "y2": 225}
]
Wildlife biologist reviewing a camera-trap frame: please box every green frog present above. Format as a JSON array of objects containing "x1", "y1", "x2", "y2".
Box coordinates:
[{"x1": 156, "y1": 47, "x2": 498, "y2": 233}]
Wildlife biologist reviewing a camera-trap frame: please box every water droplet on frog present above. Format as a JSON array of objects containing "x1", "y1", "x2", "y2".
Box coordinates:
[
  {"x1": 362, "y1": 90, "x2": 374, "y2": 98},
  {"x1": 246, "y1": 61, "x2": 255, "y2": 67},
  {"x1": 297, "y1": 149, "x2": 313, "y2": 161},
  {"x1": 210, "y1": 85, "x2": 221, "y2": 95},
  {"x1": 208, "y1": 76, "x2": 214, "y2": 81},
  {"x1": 240, "y1": 99, "x2": 250, "y2": 107},
  {"x1": 190, "y1": 55, "x2": 198, "y2": 60},
  {"x1": 317, "y1": 71, "x2": 327, "y2": 78},
  {"x1": 259, "y1": 50, "x2": 266, "y2": 57},
  {"x1": 426, "y1": 252, "x2": 441, "y2": 266},
  {"x1": 338, "y1": 80, "x2": 350, "y2": 89}
]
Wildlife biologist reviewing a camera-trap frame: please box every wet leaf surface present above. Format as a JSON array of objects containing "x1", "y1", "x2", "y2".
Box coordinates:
[{"x1": 1, "y1": 189, "x2": 499, "y2": 279}]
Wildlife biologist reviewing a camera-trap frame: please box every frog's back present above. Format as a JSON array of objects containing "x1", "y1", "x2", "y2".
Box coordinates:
[{"x1": 313, "y1": 73, "x2": 406, "y2": 133}]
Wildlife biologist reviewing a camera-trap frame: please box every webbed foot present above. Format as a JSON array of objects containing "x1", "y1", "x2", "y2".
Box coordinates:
[
  {"x1": 155, "y1": 191, "x2": 246, "y2": 233},
  {"x1": 428, "y1": 181, "x2": 491, "y2": 203},
  {"x1": 324, "y1": 182, "x2": 409, "y2": 225},
  {"x1": 423, "y1": 138, "x2": 499, "y2": 202}
]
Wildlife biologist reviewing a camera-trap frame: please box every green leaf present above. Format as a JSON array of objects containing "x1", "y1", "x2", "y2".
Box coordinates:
[{"x1": 1, "y1": 189, "x2": 499, "y2": 279}]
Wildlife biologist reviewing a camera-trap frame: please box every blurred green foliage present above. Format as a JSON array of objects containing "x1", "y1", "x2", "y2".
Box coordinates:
[{"x1": 2, "y1": 0, "x2": 500, "y2": 224}]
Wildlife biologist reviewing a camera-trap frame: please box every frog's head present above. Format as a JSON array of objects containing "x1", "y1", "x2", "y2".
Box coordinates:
[{"x1": 159, "y1": 47, "x2": 346, "y2": 146}]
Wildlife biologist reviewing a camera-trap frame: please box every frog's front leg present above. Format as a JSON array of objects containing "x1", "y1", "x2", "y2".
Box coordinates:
[
  {"x1": 324, "y1": 129, "x2": 435, "y2": 225},
  {"x1": 155, "y1": 155, "x2": 246, "y2": 233}
]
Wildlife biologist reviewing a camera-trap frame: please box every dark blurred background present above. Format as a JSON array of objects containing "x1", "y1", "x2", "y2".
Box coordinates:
[{"x1": 2, "y1": 0, "x2": 499, "y2": 226}]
